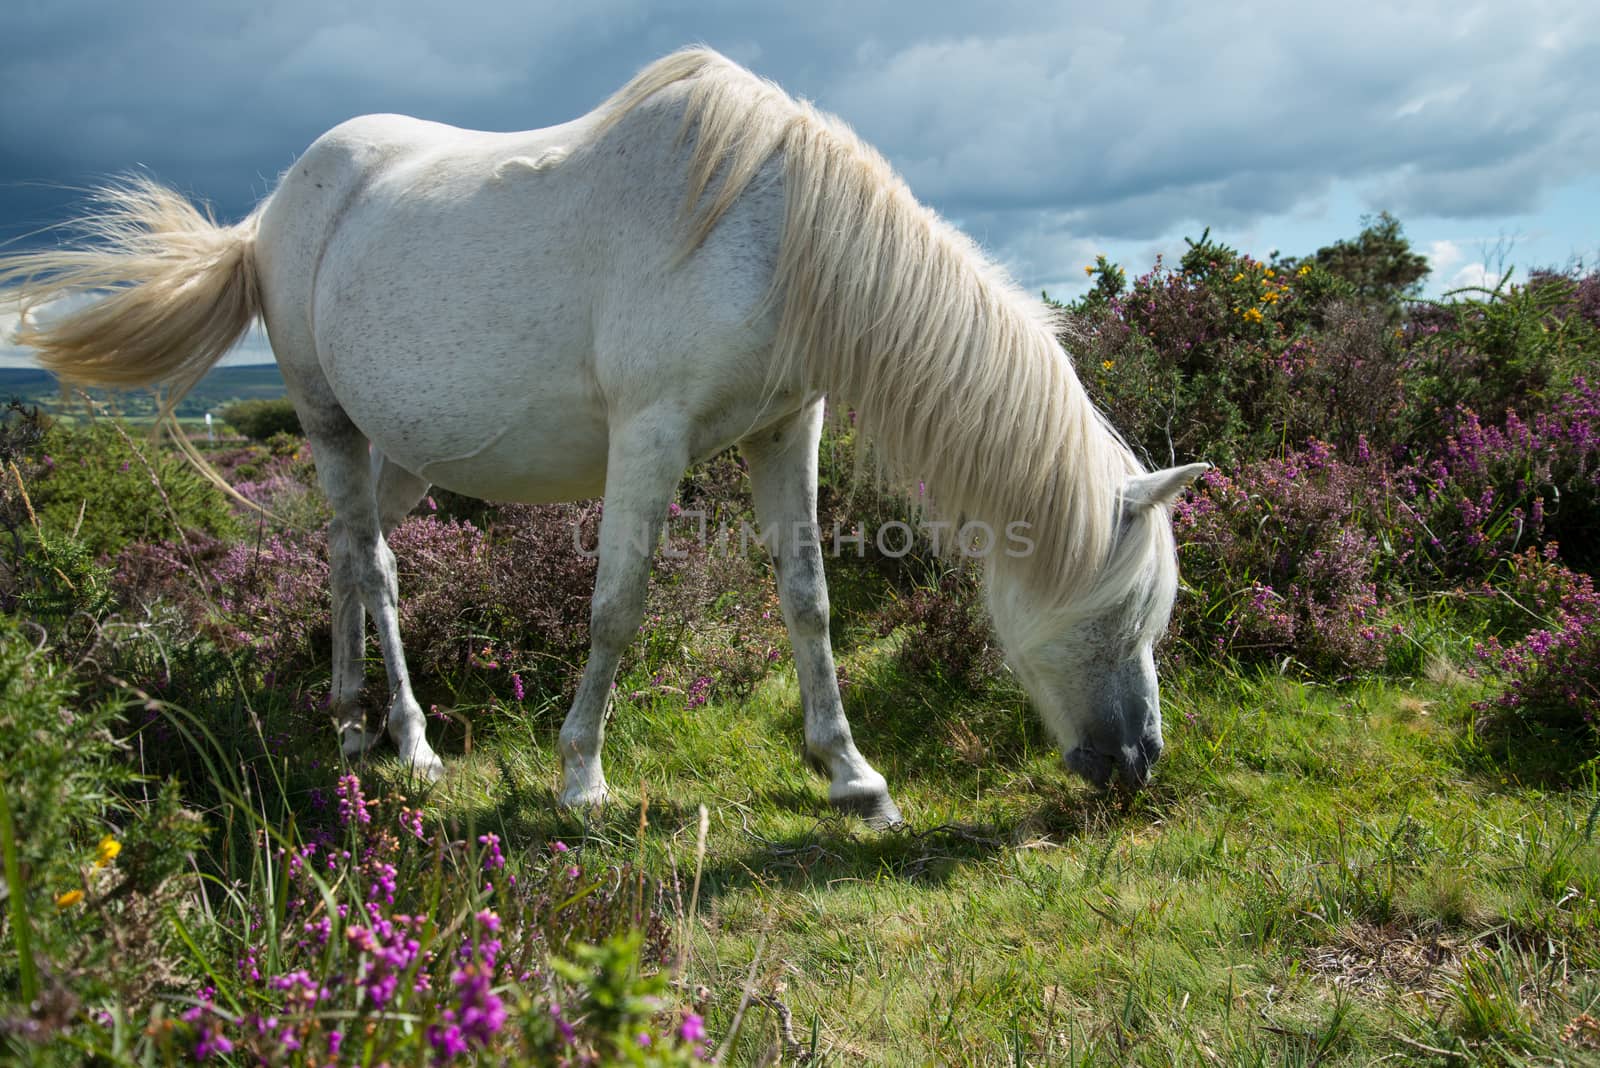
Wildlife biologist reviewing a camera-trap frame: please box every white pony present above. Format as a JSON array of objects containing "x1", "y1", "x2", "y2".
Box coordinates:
[{"x1": 1, "y1": 48, "x2": 1204, "y2": 825}]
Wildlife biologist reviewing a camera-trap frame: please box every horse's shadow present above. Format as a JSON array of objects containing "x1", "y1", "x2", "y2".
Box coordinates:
[
  {"x1": 689, "y1": 784, "x2": 1150, "y2": 899},
  {"x1": 416, "y1": 759, "x2": 1147, "y2": 902}
]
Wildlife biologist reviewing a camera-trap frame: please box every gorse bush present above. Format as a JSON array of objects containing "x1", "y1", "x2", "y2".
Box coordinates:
[
  {"x1": 1407, "y1": 269, "x2": 1600, "y2": 424},
  {"x1": 24, "y1": 423, "x2": 240, "y2": 558},
  {"x1": 0, "y1": 616, "x2": 209, "y2": 1051},
  {"x1": 8, "y1": 527, "x2": 117, "y2": 628}
]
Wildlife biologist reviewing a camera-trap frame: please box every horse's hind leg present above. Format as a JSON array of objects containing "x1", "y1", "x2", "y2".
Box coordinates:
[
  {"x1": 740, "y1": 401, "x2": 902, "y2": 828},
  {"x1": 310, "y1": 423, "x2": 443, "y2": 780},
  {"x1": 557, "y1": 417, "x2": 689, "y2": 810},
  {"x1": 333, "y1": 451, "x2": 430, "y2": 758},
  {"x1": 375, "y1": 451, "x2": 431, "y2": 534}
]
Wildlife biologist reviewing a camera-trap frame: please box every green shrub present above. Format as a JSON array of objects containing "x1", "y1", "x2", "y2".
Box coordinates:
[
  {"x1": 26, "y1": 423, "x2": 241, "y2": 558},
  {"x1": 220, "y1": 397, "x2": 302, "y2": 441},
  {"x1": 10, "y1": 527, "x2": 117, "y2": 626},
  {"x1": 0, "y1": 616, "x2": 208, "y2": 1055},
  {"x1": 1406, "y1": 269, "x2": 1600, "y2": 432}
]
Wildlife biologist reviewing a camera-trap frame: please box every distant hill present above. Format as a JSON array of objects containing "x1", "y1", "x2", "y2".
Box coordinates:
[{"x1": 0, "y1": 362, "x2": 285, "y2": 421}]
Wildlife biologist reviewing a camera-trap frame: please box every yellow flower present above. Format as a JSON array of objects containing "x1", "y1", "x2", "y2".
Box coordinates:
[
  {"x1": 1242, "y1": 307, "x2": 1264, "y2": 323},
  {"x1": 94, "y1": 835, "x2": 121, "y2": 868},
  {"x1": 1261, "y1": 291, "x2": 1280, "y2": 304},
  {"x1": 55, "y1": 889, "x2": 84, "y2": 909},
  {"x1": 1264, "y1": 268, "x2": 1275, "y2": 278},
  {"x1": 1298, "y1": 265, "x2": 1312, "y2": 277},
  {"x1": 1102, "y1": 359, "x2": 1115, "y2": 371},
  {"x1": 1394, "y1": 329, "x2": 1405, "y2": 339},
  {"x1": 1231, "y1": 273, "x2": 1245, "y2": 283},
  {"x1": 1084, "y1": 265, "x2": 1096, "y2": 275}
]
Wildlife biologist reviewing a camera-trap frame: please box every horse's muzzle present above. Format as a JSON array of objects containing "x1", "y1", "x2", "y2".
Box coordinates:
[{"x1": 1064, "y1": 735, "x2": 1163, "y2": 793}]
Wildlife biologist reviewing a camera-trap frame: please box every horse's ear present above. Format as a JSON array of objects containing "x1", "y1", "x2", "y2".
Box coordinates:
[{"x1": 1120, "y1": 462, "x2": 1209, "y2": 510}]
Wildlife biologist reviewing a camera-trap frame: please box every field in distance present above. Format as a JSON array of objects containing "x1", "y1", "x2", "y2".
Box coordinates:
[{"x1": 0, "y1": 362, "x2": 286, "y2": 423}]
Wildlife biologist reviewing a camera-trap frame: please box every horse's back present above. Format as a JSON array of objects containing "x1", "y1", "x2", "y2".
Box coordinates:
[{"x1": 254, "y1": 87, "x2": 791, "y2": 501}]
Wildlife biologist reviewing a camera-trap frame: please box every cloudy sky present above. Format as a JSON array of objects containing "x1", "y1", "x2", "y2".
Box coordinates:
[{"x1": 4, "y1": 0, "x2": 1599, "y2": 367}]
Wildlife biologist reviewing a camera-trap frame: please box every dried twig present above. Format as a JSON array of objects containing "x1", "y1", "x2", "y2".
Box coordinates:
[
  {"x1": 753, "y1": 992, "x2": 812, "y2": 1063},
  {"x1": 1388, "y1": 1033, "x2": 1466, "y2": 1060}
]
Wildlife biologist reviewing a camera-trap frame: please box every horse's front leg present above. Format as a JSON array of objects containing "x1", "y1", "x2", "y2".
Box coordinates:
[
  {"x1": 558, "y1": 418, "x2": 688, "y2": 810},
  {"x1": 741, "y1": 401, "x2": 902, "y2": 828}
]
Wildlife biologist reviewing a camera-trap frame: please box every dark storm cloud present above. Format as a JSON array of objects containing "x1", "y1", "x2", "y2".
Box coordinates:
[
  {"x1": 2, "y1": 0, "x2": 1597, "y2": 290},
  {"x1": 819, "y1": 6, "x2": 1600, "y2": 245}
]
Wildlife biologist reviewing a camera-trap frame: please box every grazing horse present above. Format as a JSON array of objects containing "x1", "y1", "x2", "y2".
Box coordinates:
[{"x1": 0, "y1": 48, "x2": 1204, "y2": 825}]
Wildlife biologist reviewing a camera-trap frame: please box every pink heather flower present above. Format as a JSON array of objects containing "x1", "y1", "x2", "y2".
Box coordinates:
[
  {"x1": 511, "y1": 672, "x2": 525, "y2": 702},
  {"x1": 400, "y1": 807, "x2": 426, "y2": 840},
  {"x1": 479, "y1": 833, "x2": 506, "y2": 870},
  {"x1": 681, "y1": 1013, "x2": 707, "y2": 1044},
  {"x1": 335, "y1": 774, "x2": 371, "y2": 826},
  {"x1": 428, "y1": 1022, "x2": 469, "y2": 1059},
  {"x1": 426, "y1": 495, "x2": 438, "y2": 511},
  {"x1": 550, "y1": 1003, "x2": 576, "y2": 1044},
  {"x1": 193, "y1": 1031, "x2": 233, "y2": 1060},
  {"x1": 687, "y1": 675, "x2": 712, "y2": 708},
  {"x1": 551, "y1": 840, "x2": 568, "y2": 853}
]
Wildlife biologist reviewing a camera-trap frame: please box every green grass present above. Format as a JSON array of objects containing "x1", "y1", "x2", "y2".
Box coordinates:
[{"x1": 335, "y1": 636, "x2": 1600, "y2": 1065}]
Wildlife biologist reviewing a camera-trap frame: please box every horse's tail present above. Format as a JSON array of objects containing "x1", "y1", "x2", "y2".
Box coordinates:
[{"x1": 0, "y1": 176, "x2": 261, "y2": 419}]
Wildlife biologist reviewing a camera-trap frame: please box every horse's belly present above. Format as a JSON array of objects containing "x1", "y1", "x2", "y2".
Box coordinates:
[
  {"x1": 333, "y1": 356, "x2": 612, "y2": 503},
  {"x1": 426, "y1": 415, "x2": 612, "y2": 502}
]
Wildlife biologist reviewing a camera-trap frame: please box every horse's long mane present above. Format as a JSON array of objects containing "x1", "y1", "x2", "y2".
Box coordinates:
[{"x1": 600, "y1": 48, "x2": 1148, "y2": 615}]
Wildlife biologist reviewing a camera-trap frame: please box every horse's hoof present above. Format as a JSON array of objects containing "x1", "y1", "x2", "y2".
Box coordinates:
[
  {"x1": 559, "y1": 783, "x2": 610, "y2": 812},
  {"x1": 830, "y1": 789, "x2": 904, "y2": 831},
  {"x1": 341, "y1": 728, "x2": 383, "y2": 760},
  {"x1": 397, "y1": 743, "x2": 445, "y2": 783}
]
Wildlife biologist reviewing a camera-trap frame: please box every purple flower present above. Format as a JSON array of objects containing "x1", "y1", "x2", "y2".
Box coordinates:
[
  {"x1": 687, "y1": 675, "x2": 712, "y2": 708},
  {"x1": 428, "y1": 1022, "x2": 469, "y2": 1059},
  {"x1": 336, "y1": 774, "x2": 371, "y2": 826},
  {"x1": 193, "y1": 1031, "x2": 233, "y2": 1060},
  {"x1": 400, "y1": 806, "x2": 425, "y2": 839},
  {"x1": 479, "y1": 833, "x2": 505, "y2": 871}
]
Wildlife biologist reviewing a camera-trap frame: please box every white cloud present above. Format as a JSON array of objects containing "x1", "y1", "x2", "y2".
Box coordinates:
[
  {"x1": 1444, "y1": 262, "x2": 1504, "y2": 292},
  {"x1": 1428, "y1": 239, "x2": 1464, "y2": 277}
]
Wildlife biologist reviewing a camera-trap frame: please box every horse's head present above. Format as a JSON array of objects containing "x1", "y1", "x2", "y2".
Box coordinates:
[{"x1": 988, "y1": 462, "x2": 1207, "y2": 793}]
